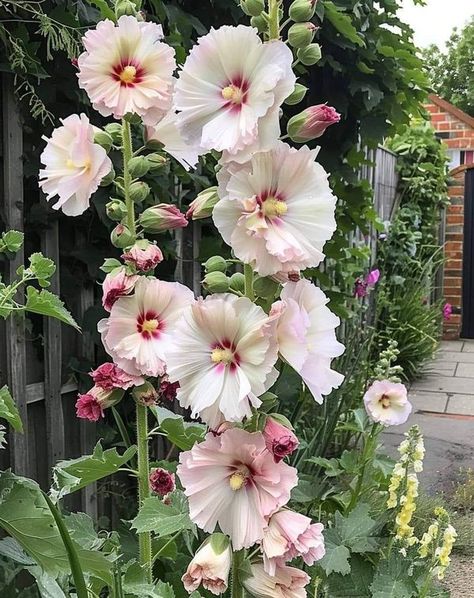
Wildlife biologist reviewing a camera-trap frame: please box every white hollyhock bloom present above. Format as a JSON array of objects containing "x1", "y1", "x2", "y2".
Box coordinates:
[
  {"x1": 166, "y1": 293, "x2": 279, "y2": 428},
  {"x1": 213, "y1": 142, "x2": 337, "y2": 276},
  {"x1": 39, "y1": 114, "x2": 112, "y2": 216},
  {"x1": 271, "y1": 280, "x2": 344, "y2": 403},
  {"x1": 174, "y1": 25, "x2": 295, "y2": 161}
]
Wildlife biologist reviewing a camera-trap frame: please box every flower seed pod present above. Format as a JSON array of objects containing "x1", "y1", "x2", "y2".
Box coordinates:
[
  {"x1": 100, "y1": 166, "x2": 116, "y2": 187},
  {"x1": 241, "y1": 0, "x2": 265, "y2": 17},
  {"x1": 203, "y1": 271, "x2": 230, "y2": 293},
  {"x1": 288, "y1": 22, "x2": 316, "y2": 48},
  {"x1": 250, "y1": 14, "x2": 267, "y2": 33},
  {"x1": 129, "y1": 181, "x2": 150, "y2": 203},
  {"x1": 284, "y1": 83, "x2": 308, "y2": 105},
  {"x1": 204, "y1": 255, "x2": 228, "y2": 274},
  {"x1": 104, "y1": 123, "x2": 123, "y2": 144},
  {"x1": 115, "y1": 0, "x2": 137, "y2": 18},
  {"x1": 106, "y1": 199, "x2": 128, "y2": 221},
  {"x1": 94, "y1": 130, "x2": 114, "y2": 153},
  {"x1": 229, "y1": 272, "x2": 245, "y2": 293},
  {"x1": 111, "y1": 223, "x2": 135, "y2": 249},
  {"x1": 289, "y1": 0, "x2": 317, "y2": 22},
  {"x1": 297, "y1": 43, "x2": 321, "y2": 65},
  {"x1": 128, "y1": 155, "x2": 150, "y2": 178},
  {"x1": 146, "y1": 153, "x2": 168, "y2": 171},
  {"x1": 132, "y1": 381, "x2": 158, "y2": 406}
]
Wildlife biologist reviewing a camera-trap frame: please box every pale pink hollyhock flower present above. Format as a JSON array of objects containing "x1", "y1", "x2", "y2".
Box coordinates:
[
  {"x1": 213, "y1": 142, "x2": 337, "y2": 276},
  {"x1": 178, "y1": 428, "x2": 298, "y2": 550},
  {"x1": 363, "y1": 380, "x2": 412, "y2": 427},
  {"x1": 443, "y1": 302, "x2": 452, "y2": 321},
  {"x1": 90, "y1": 362, "x2": 144, "y2": 390},
  {"x1": 263, "y1": 417, "x2": 299, "y2": 462},
  {"x1": 288, "y1": 104, "x2": 341, "y2": 142},
  {"x1": 75, "y1": 385, "x2": 122, "y2": 421},
  {"x1": 98, "y1": 277, "x2": 194, "y2": 377},
  {"x1": 39, "y1": 114, "x2": 112, "y2": 216},
  {"x1": 140, "y1": 204, "x2": 188, "y2": 232},
  {"x1": 262, "y1": 510, "x2": 325, "y2": 575},
  {"x1": 146, "y1": 111, "x2": 203, "y2": 171},
  {"x1": 243, "y1": 562, "x2": 310, "y2": 598},
  {"x1": 271, "y1": 280, "x2": 344, "y2": 404},
  {"x1": 166, "y1": 294, "x2": 279, "y2": 428},
  {"x1": 102, "y1": 267, "x2": 139, "y2": 312},
  {"x1": 122, "y1": 241, "x2": 163, "y2": 272},
  {"x1": 182, "y1": 538, "x2": 232, "y2": 595},
  {"x1": 77, "y1": 16, "x2": 175, "y2": 125},
  {"x1": 174, "y1": 25, "x2": 295, "y2": 162},
  {"x1": 149, "y1": 467, "x2": 175, "y2": 496}
]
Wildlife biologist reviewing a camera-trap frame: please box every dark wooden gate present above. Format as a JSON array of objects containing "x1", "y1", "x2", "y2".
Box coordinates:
[{"x1": 462, "y1": 167, "x2": 474, "y2": 338}]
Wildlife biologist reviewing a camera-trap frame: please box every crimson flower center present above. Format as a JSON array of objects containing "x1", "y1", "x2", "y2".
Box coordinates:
[
  {"x1": 137, "y1": 310, "x2": 161, "y2": 339},
  {"x1": 210, "y1": 340, "x2": 240, "y2": 370},
  {"x1": 221, "y1": 77, "x2": 249, "y2": 110},
  {"x1": 379, "y1": 394, "x2": 391, "y2": 409},
  {"x1": 112, "y1": 61, "x2": 144, "y2": 87}
]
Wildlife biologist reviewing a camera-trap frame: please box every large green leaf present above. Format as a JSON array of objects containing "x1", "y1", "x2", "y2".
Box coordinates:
[
  {"x1": 131, "y1": 491, "x2": 194, "y2": 537},
  {"x1": 318, "y1": 530, "x2": 351, "y2": 576},
  {"x1": 25, "y1": 287, "x2": 79, "y2": 329},
  {"x1": 123, "y1": 561, "x2": 176, "y2": 597},
  {"x1": 51, "y1": 442, "x2": 137, "y2": 499},
  {"x1": 27, "y1": 567, "x2": 67, "y2": 598},
  {"x1": 326, "y1": 555, "x2": 374, "y2": 596},
  {"x1": 0, "y1": 230, "x2": 24, "y2": 253},
  {"x1": 0, "y1": 385, "x2": 23, "y2": 432},
  {"x1": 150, "y1": 407, "x2": 205, "y2": 450},
  {"x1": 370, "y1": 555, "x2": 418, "y2": 598}
]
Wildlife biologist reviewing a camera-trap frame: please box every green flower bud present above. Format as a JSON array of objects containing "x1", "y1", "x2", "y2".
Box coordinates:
[
  {"x1": 284, "y1": 83, "x2": 308, "y2": 106},
  {"x1": 187, "y1": 186, "x2": 219, "y2": 220},
  {"x1": 106, "y1": 199, "x2": 127, "y2": 221},
  {"x1": 94, "y1": 130, "x2": 113, "y2": 152},
  {"x1": 229, "y1": 272, "x2": 245, "y2": 293},
  {"x1": 128, "y1": 156, "x2": 150, "y2": 178},
  {"x1": 254, "y1": 276, "x2": 279, "y2": 299},
  {"x1": 250, "y1": 15, "x2": 267, "y2": 33},
  {"x1": 145, "y1": 138, "x2": 163, "y2": 151},
  {"x1": 146, "y1": 153, "x2": 168, "y2": 171},
  {"x1": 203, "y1": 271, "x2": 230, "y2": 293},
  {"x1": 100, "y1": 166, "x2": 116, "y2": 187},
  {"x1": 204, "y1": 255, "x2": 228, "y2": 274},
  {"x1": 104, "y1": 123, "x2": 122, "y2": 144},
  {"x1": 129, "y1": 181, "x2": 150, "y2": 203},
  {"x1": 288, "y1": 22, "x2": 316, "y2": 48},
  {"x1": 241, "y1": 0, "x2": 265, "y2": 17},
  {"x1": 297, "y1": 43, "x2": 321, "y2": 65},
  {"x1": 115, "y1": 0, "x2": 137, "y2": 17},
  {"x1": 111, "y1": 224, "x2": 135, "y2": 249},
  {"x1": 132, "y1": 382, "x2": 158, "y2": 407},
  {"x1": 289, "y1": 0, "x2": 317, "y2": 22}
]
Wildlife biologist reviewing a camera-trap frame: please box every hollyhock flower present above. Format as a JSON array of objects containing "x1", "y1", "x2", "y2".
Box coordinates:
[
  {"x1": 174, "y1": 25, "x2": 295, "y2": 162},
  {"x1": 262, "y1": 510, "x2": 325, "y2": 575},
  {"x1": 182, "y1": 537, "x2": 232, "y2": 595},
  {"x1": 178, "y1": 428, "x2": 298, "y2": 550},
  {"x1": 363, "y1": 380, "x2": 412, "y2": 427},
  {"x1": 146, "y1": 111, "x2": 203, "y2": 170},
  {"x1": 90, "y1": 362, "x2": 144, "y2": 390},
  {"x1": 75, "y1": 386, "x2": 123, "y2": 421},
  {"x1": 139, "y1": 204, "x2": 188, "y2": 232},
  {"x1": 166, "y1": 294, "x2": 279, "y2": 428},
  {"x1": 102, "y1": 267, "x2": 139, "y2": 312},
  {"x1": 213, "y1": 142, "x2": 337, "y2": 276},
  {"x1": 158, "y1": 376, "x2": 179, "y2": 402},
  {"x1": 122, "y1": 241, "x2": 164, "y2": 272},
  {"x1": 354, "y1": 268, "x2": 380, "y2": 298},
  {"x1": 98, "y1": 277, "x2": 194, "y2": 377},
  {"x1": 271, "y1": 280, "x2": 344, "y2": 404},
  {"x1": 77, "y1": 16, "x2": 176, "y2": 125},
  {"x1": 443, "y1": 302, "x2": 452, "y2": 321},
  {"x1": 287, "y1": 104, "x2": 341, "y2": 142},
  {"x1": 243, "y1": 563, "x2": 310, "y2": 598},
  {"x1": 263, "y1": 417, "x2": 299, "y2": 462},
  {"x1": 39, "y1": 114, "x2": 112, "y2": 216},
  {"x1": 149, "y1": 467, "x2": 175, "y2": 496}
]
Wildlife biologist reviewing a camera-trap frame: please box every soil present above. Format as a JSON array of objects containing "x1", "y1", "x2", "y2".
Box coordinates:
[{"x1": 443, "y1": 555, "x2": 474, "y2": 597}]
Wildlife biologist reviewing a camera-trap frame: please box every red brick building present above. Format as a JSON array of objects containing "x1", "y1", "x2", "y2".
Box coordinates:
[{"x1": 426, "y1": 94, "x2": 474, "y2": 339}]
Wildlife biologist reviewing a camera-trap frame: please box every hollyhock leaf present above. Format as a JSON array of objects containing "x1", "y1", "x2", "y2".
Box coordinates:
[
  {"x1": 373, "y1": 454, "x2": 396, "y2": 477},
  {"x1": 28, "y1": 253, "x2": 55, "y2": 281},
  {"x1": 0, "y1": 230, "x2": 23, "y2": 254},
  {"x1": 131, "y1": 496, "x2": 194, "y2": 536},
  {"x1": 326, "y1": 555, "x2": 374, "y2": 597},
  {"x1": 150, "y1": 407, "x2": 206, "y2": 451},
  {"x1": 25, "y1": 287, "x2": 79, "y2": 330},
  {"x1": 306, "y1": 457, "x2": 344, "y2": 478},
  {"x1": 123, "y1": 561, "x2": 176, "y2": 597},
  {"x1": 51, "y1": 442, "x2": 137, "y2": 499},
  {"x1": 27, "y1": 566, "x2": 67, "y2": 598},
  {"x1": 152, "y1": 537, "x2": 178, "y2": 561},
  {"x1": 318, "y1": 535, "x2": 351, "y2": 576},
  {"x1": 0, "y1": 537, "x2": 35, "y2": 565},
  {"x1": 339, "y1": 450, "x2": 359, "y2": 474},
  {"x1": 334, "y1": 504, "x2": 379, "y2": 553},
  {"x1": 0, "y1": 385, "x2": 23, "y2": 432},
  {"x1": 370, "y1": 554, "x2": 418, "y2": 598},
  {"x1": 64, "y1": 513, "x2": 103, "y2": 551}
]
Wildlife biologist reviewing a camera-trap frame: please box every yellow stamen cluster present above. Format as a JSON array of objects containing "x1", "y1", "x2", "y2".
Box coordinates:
[
  {"x1": 141, "y1": 319, "x2": 159, "y2": 334},
  {"x1": 262, "y1": 198, "x2": 288, "y2": 218},
  {"x1": 221, "y1": 85, "x2": 244, "y2": 104},
  {"x1": 119, "y1": 65, "x2": 137, "y2": 84},
  {"x1": 229, "y1": 471, "x2": 246, "y2": 491},
  {"x1": 211, "y1": 348, "x2": 234, "y2": 365}
]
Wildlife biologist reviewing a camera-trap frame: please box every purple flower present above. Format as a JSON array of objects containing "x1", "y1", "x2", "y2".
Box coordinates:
[
  {"x1": 354, "y1": 268, "x2": 380, "y2": 298},
  {"x1": 443, "y1": 303, "x2": 452, "y2": 321}
]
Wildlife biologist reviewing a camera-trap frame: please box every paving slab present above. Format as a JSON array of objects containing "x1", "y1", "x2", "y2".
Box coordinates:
[
  {"x1": 461, "y1": 340, "x2": 474, "y2": 352},
  {"x1": 439, "y1": 340, "x2": 465, "y2": 351},
  {"x1": 455, "y1": 362, "x2": 474, "y2": 378},
  {"x1": 436, "y1": 351, "x2": 474, "y2": 363},
  {"x1": 412, "y1": 375, "x2": 472, "y2": 394},
  {"x1": 425, "y1": 363, "x2": 457, "y2": 376},
  {"x1": 409, "y1": 390, "x2": 448, "y2": 412},
  {"x1": 446, "y1": 394, "x2": 474, "y2": 415}
]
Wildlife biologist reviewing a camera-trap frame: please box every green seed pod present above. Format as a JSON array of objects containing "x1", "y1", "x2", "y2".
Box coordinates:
[
  {"x1": 204, "y1": 255, "x2": 228, "y2": 274},
  {"x1": 254, "y1": 276, "x2": 279, "y2": 299},
  {"x1": 132, "y1": 382, "x2": 158, "y2": 406},
  {"x1": 203, "y1": 271, "x2": 230, "y2": 293},
  {"x1": 115, "y1": 0, "x2": 137, "y2": 17},
  {"x1": 93, "y1": 130, "x2": 113, "y2": 153},
  {"x1": 100, "y1": 166, "x2": 116, "y2": 187},
  {"x1": 289, "y1": 0, "x2": 316, "y2": 22},
  {"x1": 241, "y1": 0, "x2": 265, "y2": 17},
  {"x1": 288, "y1": 22, "x2": 316, "y2": 48},
  {"x1": 111, "y1": 224, "x2": 135, "y2": 249},
  {"x1": 284, "y1": 83, "x2": 308, "y2": 105},
  {"x1": 104, "y1": 122, "x2": 122, "y2": 144},
  {"x1": 146, "y1": 153, "x2": 168, "y2": 171},
  {"x1": 229, "y1": 272, "x2": 245, "y2": 293},
  {"x1": 297, "y1": 43, "x2": 321, "y2": 65},
  {"x1": 250, "y1": 14, "x2": 267, "y2": 33},
  {"x1": 128, "y1": 156, "x2": 150, "y2": 178},
  {"x1": 129, "y1": 181, "x2": 150, "y2": 203},
  {"x1": 106, "y1": 199, "x2": 127, "y2": 221}
]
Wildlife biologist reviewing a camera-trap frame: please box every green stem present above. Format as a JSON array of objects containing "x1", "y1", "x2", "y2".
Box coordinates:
[
  {"x1": 347, "y1": 424, "x2": 379, "y2": 512},
  {"x1": 244, "y1": 263, "x2": 254, "y2": 301},
  {"x1": 122, "y1": 119, "x2": 136, "y2": 237},
  {"x1": 231, "y1": 550, "x2": 245, "y2": 598},
  {"x1": 136, "y1": 403, "x2": 152, "y2": 583},
  {"x1": 267, "y1": 0, "x2": 280, "y2": 40}
]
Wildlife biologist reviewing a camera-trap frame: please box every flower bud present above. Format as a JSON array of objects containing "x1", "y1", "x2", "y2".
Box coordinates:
[
  {"x1": 284, "y1": 83, "x2": 308, "y2": 106},
  {"x1": 128, "y1": 155, "x2": 150, "y2": 178},
  {"x1": 229, "y1": 272, "x2": 245, "y2": 293},
  {"x1": 132, "y1": 381, "x2": 158, "y2": 406},
  {"x1": 287, "y1": 104, "x2": 341, "y2": 142},
  {"x1": 288, "y1": 22, "x2": 317, "y2": 48},
  {"x1": 104, "y1": 122, "x2": 123, "y2": 144},
  {"x1": 186, "y1": 186, "x2": 219, "y2": 220},
  {"x1": 263, "y1": 415, "x2": 299, "y2": 462},
  {"x1": 146, "y1": 153, "x2": 168, "y2": 171},
  {"x1": 94, "y1": 130, "x2": 114, "y2": 152},
  {"x1": 204, "y1": 255, "x2": 227, "y2": 274},
  {"x1": 115, "y1": 0, "x2": 137, "y2": 18},
  {"x1": 76, "y1": 386, "x2": 124, "y2": 421},
  {"x1": 111, "y1": 223, "x2": 135, "y2": 249},
  {"x1": 250, "y1": 15, "x2": 267, "y2": 33},
  {"x1": 149, "y1": 467, "x2": 175, "y2": 496},
  {"x1": 241, "y1": 0, "x2": 265, "y2": 17},
  {"x1": 129, "y1": 181, "x2": 150, "y2": 203},
  {"x1": 122, "y1": 240, "x2": 163, "y2": 272},
  {"x1": 203, "y1": 271, "x2": 230, "y2": 293},
  {"x1": 297, "y1": 43, "x2": 321, "y2": 65},
  {"x1": 106, "y1": 199, "x2": 128, "y2": 221},
  {"x1": 182, "y1": 536, "x2": 231, "y2": 595},
  {"x1": 139, "y1": 204, "x2": 188, "y2": 232},
  {"x1": 100, "y1": 166, "x2": 116, "y2": 187},
  {"x1": 289, "y1": 0, "x2": 317, "y2": 22},
  {"x1": 145, "y1": 138, "x2": 163, "y2": 151},
  {"x1": 102, "y1": 266, "x2": 138, "y2": 311}
]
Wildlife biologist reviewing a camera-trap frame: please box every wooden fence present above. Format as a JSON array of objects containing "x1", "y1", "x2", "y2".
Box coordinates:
[{"x1": 0, "y1": 73, "x2": 398, "y2": 513}]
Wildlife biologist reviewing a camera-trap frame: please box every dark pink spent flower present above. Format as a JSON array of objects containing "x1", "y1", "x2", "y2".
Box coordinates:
[
  {"x1": 91, "y1": 362, "x2": 144, "y2": 390},
  {"x1": 263, "y1": 416, "x2": 299, "y2": 462},
  {"x1": 75, "y1": 392, "x2": 103, "y2": 421},
  {"x1": 158, "y1": 377, "x2": 180, "y2": 402},
  {"x1": 149, "y1": 467, "x2": 175, "y2": 496}
]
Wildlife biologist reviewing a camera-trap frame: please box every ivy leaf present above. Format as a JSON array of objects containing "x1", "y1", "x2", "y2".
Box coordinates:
[
  {"x1": 370, "y1": 554, "x2": 418, "y2": 597},
  {"x1": 323, "y1": 1, "x2": 365, "y2": 47},
  {"x1": 0, "y1": 385, "x2": 23, "y2": 432},
  {"x1": 0, "y1": 230, "x2": 24, "y2": 253},
  {"x1": 25, "y1": 287, "x2": 79, "y2": 329},
  {"x1": 150, "y1": 407, "x2": 206, "y2": 451},
  {"x1": 51, "y1": 442, "x2": 137, "y2": 499},
  {"x1": 131, "y1": 492, "x2": 194, "y2": 536}
]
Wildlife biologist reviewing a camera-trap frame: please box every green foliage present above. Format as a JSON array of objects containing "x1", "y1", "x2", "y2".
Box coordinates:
[
  {"x1": 150, "y1": 407, "x2": 206, "y2": 451},
  {"x1": 0, "y1": 385, "x2": 23, "y2": 432},
  {"x1": 131, "y1": 491, "x2": 195, "y2": 537},
  {"x1": 0, "y1": 230, "x2": 24, "y2": 254}
]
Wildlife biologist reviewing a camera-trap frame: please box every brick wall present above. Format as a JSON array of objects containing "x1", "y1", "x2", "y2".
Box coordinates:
[{"x1": 426, "y1": 95, "x2": 474, "y2": 338}]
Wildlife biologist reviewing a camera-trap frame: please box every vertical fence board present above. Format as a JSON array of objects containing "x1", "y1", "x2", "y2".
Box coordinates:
[{"x1": 2, "y1": 75, "x2": 28, "y2": 476}]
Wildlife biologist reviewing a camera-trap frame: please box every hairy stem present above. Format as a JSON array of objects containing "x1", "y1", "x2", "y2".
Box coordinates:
[
  {"x1": 122, "y1": 118, "x2": 136, "y2": 237},
  {"x1": 231, "y1": 550, "x2": 246, "y2": 598},
  {"x1": 136, "y1": 402, "x2": 153, "y2": 582},
  {"x1": 347, "y1": 424, "x2": 379, "y2": 512},
  {"x1": 244, "y1": 263, "x2": 255, "y2": 301},
  {"x1": 267, "y1": 0, "x2": 280, "y2": 40}
]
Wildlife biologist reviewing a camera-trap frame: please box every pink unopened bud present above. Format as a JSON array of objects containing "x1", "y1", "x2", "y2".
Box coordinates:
[
  {"x1": 91, "y1": 362, "x2": 144, "y2": 391},
  {"x1": 287, "y1": 104, "x2": 341, "y2": 142},
  {"x1": 102, "y1": 267, "x2": 139, "y2": 311},
  {"x1": 263, "y1": 416, "x2": 299, "y2": 462},
  {"x1": 122, "y1": 241, "x2": 163, "y2": 272},
  {"x1": 149, "y1": 467, "x2": 175, "y2": 496},
  {"x1": 139, "y1": 204, "x2": 188, "y2": 232},
  {"x1": 75, "y1": 386, "x2": 124, "y2": 421}
]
